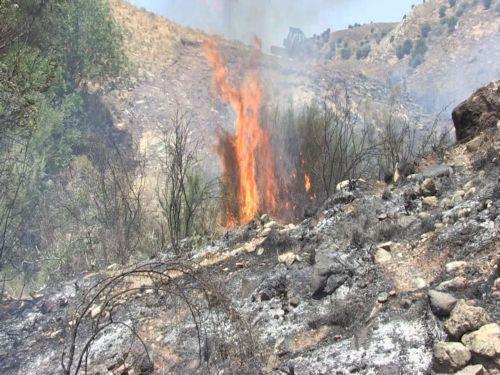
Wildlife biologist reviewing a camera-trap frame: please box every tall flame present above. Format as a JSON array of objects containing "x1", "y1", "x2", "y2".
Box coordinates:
[{"x1": 203, "y1": 38, "x2": 278, "y2": 225}]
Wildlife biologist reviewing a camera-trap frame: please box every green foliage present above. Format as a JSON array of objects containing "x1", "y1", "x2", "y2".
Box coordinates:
[
  {"x1": 448, "y1": 0, "x2": 457, "y2": 7},
  {"x1": 356, "y1": 44, "x2": 371, "y2": 60},
  {"x1": 340, "y1": 47, "x2": 352, "y2": 60},
  {"x1": 439, "y1": 5, "x2": 447, "y2": 17},
  {"x1": 31, "y1": 0, "x2": 127, "y2": 89},
  {"x1": 447, "y1": 16, "x2": 458, "y2": 32},
  {"x1": 396, "y1": 39, "x2": 413, "y2": 59},
  {"x1": 0, "y1": 0, "x2": 128, "y2": 284},
  {"x1": 420, "y1": 23, "x2": 432, "y2": 38},
  {"x1": 496, "y1": 3, "x2": 500, "y2": 13},
  {"x1": 482, "y1": 0, "x2": 492, "y2": 9}
]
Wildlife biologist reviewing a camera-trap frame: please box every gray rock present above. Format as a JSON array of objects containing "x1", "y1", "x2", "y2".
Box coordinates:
[
  {"x1": 445, "y1": 300, "x2": 492, "y2": 338},
  {"x1": 420, "y1": 178, "x2": 437, "y2": 196},
  {"x1": 461, "y1": 323, "x2": 500, "y2": 358},
  {"x1": 422, "y1": 196, "x2": 439, "y2": 209},
  {"x1": 455, "y1": 364, "x2": 486, "y2": 375},
  {"x1": 433, "y1": 341, "x2": 471, "y2": 371},
  {"x1": 445, "y1": 261, "x2": 467, "y2": 275},
  {"x1": 374, "y1": 248, "x2": 392, "y2": 264},
  {"x1": 377, "y1": 292, "x2": 389, "y2": 303},
  {"x1": 422, "y1": 164, "x2": 453, "y2": 179},
  {"x1": 428, "y1": 290, "x2": 457, "y2": 316}
]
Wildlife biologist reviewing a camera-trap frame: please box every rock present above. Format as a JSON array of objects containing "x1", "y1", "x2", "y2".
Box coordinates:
[
  {"x1": 278, "y1": 252, "x2": 298, "y2": 266},
  {"x1": 422, "y1": 196, "x2": 439, "y2": 209},
  {"x1": 461, "y1": 323, "x2": 500, "y2": 358},
  {"x1": 464, "y1": 187, "x2": 476, "y2": 200},
  {"x1": 413, "y1": 277, "x2": 427, "y2": 289},
  {"x1": 260, "y1": 214, "x2": 270, "y2": 223},
  {"x1": 452, "y1": 80, "x2": 500, "y2": 142},
  {"x1": 377, "y1": 241, "x2": 394, "y2": 251},
  {"x1": 378, "y1": 292, "x2": 389, "y2": 303},
  {"x1": 257, "y1": 247, "x2": 264, "y2": 256},
  {"x1": 264, "y1": 221, "x2": 278, "y2": 230},
  {"x1": 445, "y1": 261, "x2": 467, "y2": 275},
  {"x1": 422, "y1": 164, "x2": 453, "y2": 179},
  {"x1": 90, "y1": 304, "x2": 103, "y2": 319},
  {"x1": 259, "y1": 227, "x2": 272, "y2": 237},
  {"x1": 428, "y1": 290, "x2": 457, "y2": 316},
  {"x1": 420, "y1": 178, "x2": 437, "y2": 196},
  {"x1": 441, "y1": 198, "x2": 454, "y2": 209},
  {"x1": 455, "y1": 364, "x2": 486, "y2": 375},
  {"x1": 289, "y1": 296, "x2": 300, "y2": 308},
  {"x1": 437, "y1": 276, "x2": 467, "y2": 291},
  {"x1": 433, "y1": 341, "x2": 471, "y2": 371},
  {"x1": 445, "y1": 300, "x2": 492, "y2": 338},
  {"x1": 374, "y1": 248, "x2": 392, "y2": 264}
]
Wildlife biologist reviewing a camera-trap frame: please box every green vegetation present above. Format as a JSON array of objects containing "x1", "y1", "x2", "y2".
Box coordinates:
[
  {"x1": 340, "y1": 46, "x2": 352, "y2": 60},
  {"x1": 482, "y1": 0, "x2": 492, "y2": 9},
  {"x1": 447, "y1": 16, "x2": 459, "y2": 32},
  {"x1": 439, "y1": 5, "x2": 447, "y2": 17},
  {"x1": 356, "y1": 44, "x2": 371, "y2": 60},
  {"x1": 421, "y1": 23, "x2": 432, "y2": 38},
  {"x1": 396, "y1": 39, "x2": 413, "y2": 59},
  {"x1": 448, "y1": 0, "x2": 457, "y2": 7},
  {"x1": 0, "y1": 0, "x2": 129, "y2": 289}
]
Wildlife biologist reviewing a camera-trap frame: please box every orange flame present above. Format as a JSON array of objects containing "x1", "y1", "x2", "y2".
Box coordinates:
[
  {"x1": 204, "y1": 38, "x2": 278, "y2": 226},
  {"x1": 304, "y1": 173, "x2": 311, "y2": 193}
]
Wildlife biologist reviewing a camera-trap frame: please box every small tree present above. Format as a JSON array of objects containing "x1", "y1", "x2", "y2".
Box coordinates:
[
  {"x1": 448, "y1": 0, "x2": 457, "y2": 7},
  {"x1": 157, "y1": 109, "x2": 215, "y2": 253},
  {"x1": 340, "y1": 47, "x2": 352, "y2": 60},
  {"x1": 420, "y1": 23, "x2": 431, "y2": 38},
  {"x1": 439, "y1": 5, "x2": 447, "y2": 17}
]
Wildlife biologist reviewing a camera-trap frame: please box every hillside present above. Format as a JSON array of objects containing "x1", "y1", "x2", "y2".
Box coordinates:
[{"x1": 1, "y1": 86, "x2": 499, "y2": 373}]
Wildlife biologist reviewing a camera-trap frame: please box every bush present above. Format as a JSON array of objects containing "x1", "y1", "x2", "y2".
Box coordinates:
[
  {"x1": 448, "y1": 0, "x2": 457, "y2": 7},
  {"x1": 410, "y1": 53, "x2": 425, "y2": 67},
  {"x1": 482, "y1": 0, "x2": 492, "y2": 9},
  {"x1": 356, "y1": 44, "x2": 371, "y2": 59},
  {"x1": 421, "y1": 23, "x2": 432, "y2": 38},
  {"x1": 496, "y1": 3, "x2": 500, "y2": 13},
  {"x1": 439, "y1": 5, "x2": 447, "y2": 17},
  {"x1": 396, "y1": 39, "x2": 413, "y2": 59},
  {"x1": 412, "y1": 38, "x2": 427, "y2": 56},
  {"x1": 340, "y1": 47, "x2": 352, "y2": 60},
  {"x1": 447, "y1": 16, "x2": 458, "y2": 32}
]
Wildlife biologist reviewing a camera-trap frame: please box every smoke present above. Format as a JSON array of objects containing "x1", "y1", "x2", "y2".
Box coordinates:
[{"x1": 130, "y1": 0, "x2": 415, "y2": 49}]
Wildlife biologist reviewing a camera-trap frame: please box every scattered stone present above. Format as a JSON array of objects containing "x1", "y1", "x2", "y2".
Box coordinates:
[
  {"x1": 437, "y1": 276, "x2": 468, "y2": 291},
  {"x1": 257, "y1": 247, "x2": 265, "y2": 256},
  {"x1": 278, "y1": 252, "x2": 298, "y2": 267},
  {"x1": 433, "y1": 341, "x2": 471, "y2": 371},
  {"x1": 464, "y1": 187, "x2": 476, "y2": 199},
  {"x1": 422, "y1": 164, "x2": 453, "y2": 179},
  {"x1": 374, "y1": 248, "x2": 392, "y2": 264},
  {"x1": 458, "y1": 208, "x2": 472, "y2": 218},
  {"x1": 289, "y1": 296, "x2": 300, "y2": 308},
  {"x1": 401, "y1": 299, "x2": 412, "y2": 308},
  {"x1": 259, "y1": 227, "x2": 272, "y2": 237},
  {"x1": 422, "y1": 196, "x2": 439, "y2": 209},
  {"x1": 378, "y1": 292, "x2": 389, "y2": 303},
  {"x1": 413, "y1": 277, "x2": 427, "y2": 289},
  {"x1": 420, "y1": 178, "x2": 437, "y2": 196},
  {"x1": 264, "y1": 221, "x2": 278, "y2": 230},
  {"x1": 377, "y1": 241, "x2": 394, "y2": 251},
  {"x1": 461, "y1": 323, "x2": 500, "y2": 358},
  {"x1": 260, "y1": 214, "x2": 269, "y2": 223},
  {"x1": 455, "y1": 364, "x2": 486, "y2": 375},
  {"x1": 445, "y1": 261, "x2": 467, "y2": 275},
  {"x1": 428, "y1": 290, "x2": 457, "y2": 316},
  {"x1": 235, "y1": 262, "x2": 246, "y2": 269},
  {"x1": 441, "y1": 198, "x2": 454, "y2": 209},
  {"x1": 445, "y1": 300, "x2": 492, "y2": 338},
  {"x1": 90, "y1": 305, "x2": 103, "y2": 319}
]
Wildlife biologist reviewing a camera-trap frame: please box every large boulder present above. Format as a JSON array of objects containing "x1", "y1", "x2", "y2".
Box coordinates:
[
  {"x1": 445, "y1": 300, "x2": 492, "y2": 338},
  {"x1": 461, "y1": 323, "x2": 500, "y2": 358},
  {"x1": 433, "y1": 342, "x2": 471, "y2": 371},
  {"x1": 452, "y1": 80, "x2": 500, "y2": 142}
]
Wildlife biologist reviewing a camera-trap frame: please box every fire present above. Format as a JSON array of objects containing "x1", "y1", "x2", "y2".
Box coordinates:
[
  {"x1": 304, "y1": 173, "x2": 311, "y2": 192},
  {"x1": 203, "y1": 38, "x2": 278, "y2": 226}
]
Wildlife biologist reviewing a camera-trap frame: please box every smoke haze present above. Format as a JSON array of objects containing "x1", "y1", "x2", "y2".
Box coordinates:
[{"x1": 129, "y1": 0, "x2": 416, "y2": 48}]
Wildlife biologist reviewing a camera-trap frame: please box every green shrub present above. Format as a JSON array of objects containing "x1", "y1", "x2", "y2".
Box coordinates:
[
  {"x1": 396, "y1": 39, "x2": 413, "y2": 59},
  {"x1": 448, "y1": 0, "x2": 457, "y2": 7},
  {"x1": 412, "y1": 38, "x2": 427, "y2": 56},
  {"x1": 439, "y1": 5, "x2": 447, "y2": 17},
  {"x1": 356, "y1": 44, "x2": 371, "y2": 59},
  {"x1": 482, "y1": 0, "x2": 492, "y2": 9},
  {"x1": 421, "y1": 23, "x2": 432, "y2": 38},
  {"x1": 410, "y1": 53, "x2": 425, "y2": 67},
  {"x1": 496, "y1": 3, "x2": 500, "y2": 13},
  {"x1": 340, "y1": 47, "x2": 352, "y2": 60},
  {"x1": 447, "y1": 16, "x2": 458, "y2": 32}
]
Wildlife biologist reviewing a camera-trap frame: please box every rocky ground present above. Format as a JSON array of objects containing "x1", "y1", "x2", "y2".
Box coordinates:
[{"x1": 1, "y1": 83, "x2": 499, "y2": 374}]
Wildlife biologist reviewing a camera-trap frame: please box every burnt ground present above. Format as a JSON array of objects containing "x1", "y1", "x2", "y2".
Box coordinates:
[{"x1": 0, "y1": 132, "x2": 499, "y2": 374}]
